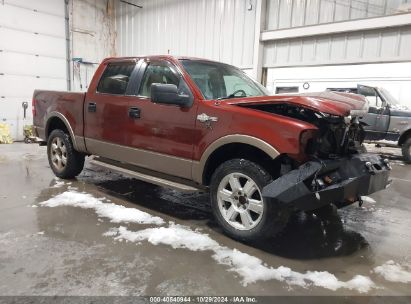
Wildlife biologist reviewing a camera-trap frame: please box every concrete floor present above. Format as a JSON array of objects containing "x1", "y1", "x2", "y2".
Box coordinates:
[{"x1": 0, "y1": 143, "x2": 410, "y2": 297}]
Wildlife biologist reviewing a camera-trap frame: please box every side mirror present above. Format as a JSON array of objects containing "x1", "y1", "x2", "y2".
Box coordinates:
[{"x1": 151, "y1": 83, "x2": 192, "y2": 107}]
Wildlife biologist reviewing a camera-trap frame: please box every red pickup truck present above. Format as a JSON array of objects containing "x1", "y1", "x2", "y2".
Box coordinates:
[{"x1": 33, "y1": 55, "x2": 391, "y2": 241}]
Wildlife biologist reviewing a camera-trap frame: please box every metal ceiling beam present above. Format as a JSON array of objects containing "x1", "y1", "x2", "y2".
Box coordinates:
[{"x1": 261, "y1": 13, "x2": 411, "y2": 42}]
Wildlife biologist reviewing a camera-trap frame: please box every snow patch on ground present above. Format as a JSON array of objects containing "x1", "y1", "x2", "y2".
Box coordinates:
[
  {"x1": 106, "y1": 224, "x2": 375, "y2": 293},
  {"x1": 52, "y1": 180, "x2": 65, "y2": 188},
  {"x1": 39, "y1": 190, "x2": 164, "y2": 225},
  {"x1": 374, "y1": 260, "x2": 411, "y2": 283},
  {"x1": 361, "y1": 196, "x2": 376, "y2": 204},
  {"x1": 51, "y1": 179, "x2": 72, "y2": 188}
]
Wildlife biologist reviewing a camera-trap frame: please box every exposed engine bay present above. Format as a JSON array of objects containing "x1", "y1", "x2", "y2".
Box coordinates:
[{"x1": 240, "y1": 103, "x2": 366, "y2": 159}]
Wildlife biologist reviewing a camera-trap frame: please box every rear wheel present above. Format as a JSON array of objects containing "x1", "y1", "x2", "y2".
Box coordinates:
[
  {"x1": 47, "y1": 129, "x2": 85, "y2": 179},
  {"x1": 210, "y1": 159, "x2": 289, "y2": 242},
  {"x1": 401, "y1": 138, "x2": 411, "y2": 163}
]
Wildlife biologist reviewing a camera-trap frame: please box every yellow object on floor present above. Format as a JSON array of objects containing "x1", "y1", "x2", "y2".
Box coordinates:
[
  {"x1": 0, "y1": 123, "x2": 13, "y2": 144},
  {"x1": 23, "y1": 125, "x2": 34, "y2": 137}
]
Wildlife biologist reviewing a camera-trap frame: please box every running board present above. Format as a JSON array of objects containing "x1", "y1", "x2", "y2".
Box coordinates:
[{"x1": 89, "y1": 157, "x2": 202, "y2": 192}]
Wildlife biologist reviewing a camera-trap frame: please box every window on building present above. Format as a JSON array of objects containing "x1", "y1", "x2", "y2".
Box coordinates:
[
  {"x1": 275, "y1": 86, "x2": 299, "y2": 94},
  {"x1": 97, "y1": 62, "x2": 135, "y2": 95}
]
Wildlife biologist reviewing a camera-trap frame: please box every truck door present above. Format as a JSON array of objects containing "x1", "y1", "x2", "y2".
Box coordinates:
[
  {"x1": 84, "y1": 60, "x2": 137, "y2": 156},
  {"x1": 358, "y1": 85, "x2": 389, "y2": 140},
  {"x1": 124, "y1": 59, "x2": 198, "y2": 179}
]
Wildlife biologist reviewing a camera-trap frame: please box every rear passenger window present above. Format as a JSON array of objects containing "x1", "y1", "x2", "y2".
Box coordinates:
[{"x1": 97, "y1": 62, "x2": 135, "y2": 95}]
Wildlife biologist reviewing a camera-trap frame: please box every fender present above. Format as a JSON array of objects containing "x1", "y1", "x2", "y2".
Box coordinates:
[
  {"x1": 192, "y1": 134, "x2": 280, "y2": 184},
  {"x1": 45, "y1": 111, "x2": 87, "y2": 153}
]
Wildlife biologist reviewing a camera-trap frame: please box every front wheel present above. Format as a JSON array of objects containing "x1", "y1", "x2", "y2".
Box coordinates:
[
  {"x1": 210, "y1": 159, "x2": 289, "y2": 242},
  {"x1": 47, "y1": 129, "x2": 85, "y2": 179},
  {"x1": 401, "y1": 138, "x2": 411, "y2": 163}
]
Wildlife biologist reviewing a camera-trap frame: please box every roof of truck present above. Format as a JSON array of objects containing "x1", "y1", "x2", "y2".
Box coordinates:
[{"x1": 101, "y1": 55, "x2": 225, "y2": 65}]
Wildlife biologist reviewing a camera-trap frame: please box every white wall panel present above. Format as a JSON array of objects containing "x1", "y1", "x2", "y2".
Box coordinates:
[
  {"x1": 289, "y1": 40, "x2": 302, "y2": 62},
  {"x1": 330, "y1": 36, "x2": 345, "y2": 60},
  {"x1": 278, "y1": 0, "x2": 292, "y2": 29},
  {"x1": 0, "y1": 28, "x2": 65, "y2": 58},
  {"x1": 345, "y1": 33, "x2": 362, "y2": 58},
  {"x1": 115, "y1": 0, "x2": 257, "y2": 68},
  {"x1": 363, "y1": 32, "x2": 380, "y2": 58},
  {"x1": 4, "y1": 0, "x2": 65, "y2": 16},
  {"x1": 0, "y1": 1, "x2": 66, "y2": 140},
  {"x1": 315, "y1": 37, "x2": 331, "y2": 61},
  {"x1": 292, "y1": 0, "x2": 306, "y2": 27},
  {"x1": 304, "y1": 0, "x2": 321, "y2": 25},
  {"x1": 0, "y1": 76, "x2": 66, "y2": 99},
  {"x1": 380, "y1": 30, "x2": 399, "y2": 57},
  {"x1": 318, "y1": 0, "x2": 335, "y2": 24},
  {"x1": 0, "y1": 52, "x2": 66, "y2": 78},
  {"x1": 399, "y1": 27, "x2": 411, "y2": 57},
  {"x1": 0, "y1": 4, "x2": 65, "y2": 37},
  {"x1": 302, "y1": 38, "x2": 315, "y2": 61}
]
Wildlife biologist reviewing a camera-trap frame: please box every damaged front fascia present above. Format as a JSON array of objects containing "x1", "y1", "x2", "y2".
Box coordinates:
[{"x1": 262, "y1": 153, "x2": 391, "y2": 212}]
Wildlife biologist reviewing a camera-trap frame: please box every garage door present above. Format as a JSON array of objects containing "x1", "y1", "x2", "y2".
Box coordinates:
[{"x1": 0, "y1": 0, "x2": 67, "y2": 140}]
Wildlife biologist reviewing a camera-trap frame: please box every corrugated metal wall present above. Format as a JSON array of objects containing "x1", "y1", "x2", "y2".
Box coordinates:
[
  {"x1": 115, "y1": 0, "x2": 256, "y2": 68},
  {"x1": 263, "y1": 24, "x2": 411, "y2": 67},
  {"x1": 266, "y1": 0, "x2": 411, "y2": 30},
  {"x1": 69, "y1": 0, "x2": 117, "y2": 91}
]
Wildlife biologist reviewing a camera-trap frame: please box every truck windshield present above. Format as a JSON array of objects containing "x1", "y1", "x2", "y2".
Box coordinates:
[
  {"x1": 379, "y1": 88, "x2": 399, "y2": 106},
  {"x1": 180, "y1": 60, "x2": 268, "y2": 100}
]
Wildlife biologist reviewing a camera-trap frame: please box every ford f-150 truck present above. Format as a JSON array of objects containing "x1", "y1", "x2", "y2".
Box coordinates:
[{"x1": 33, "y1": 55, "x2": 391, "y2": 241}]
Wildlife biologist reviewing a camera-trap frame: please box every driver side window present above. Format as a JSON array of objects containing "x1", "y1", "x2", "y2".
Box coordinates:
[
  {"x1": 138, "y1": 62, "x2": 180, "y2": 98},
  {"x1": 365, "y1": 94, "x2": 383, "y2": 108},
  {"x1": 358, "y1": 86, "x2": 383, "y2": 108}
]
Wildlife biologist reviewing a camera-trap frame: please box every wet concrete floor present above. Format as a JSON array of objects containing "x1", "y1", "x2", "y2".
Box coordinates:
[{"x1": 0, "y1": 143, "x2": 410, "y2": 296}]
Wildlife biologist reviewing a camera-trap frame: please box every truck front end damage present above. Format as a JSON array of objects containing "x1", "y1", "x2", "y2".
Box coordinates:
[
  {"x1": 236, "y1": 92, "x2": 392, "y2": 211},
  {"x1": 262, "y1": 153, "x2": 391, "y2": 211}
]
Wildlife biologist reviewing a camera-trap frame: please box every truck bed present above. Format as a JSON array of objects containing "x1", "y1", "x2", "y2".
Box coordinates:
[{"x1": 33, "y1": 90, "x2": 86, "y2": 142}]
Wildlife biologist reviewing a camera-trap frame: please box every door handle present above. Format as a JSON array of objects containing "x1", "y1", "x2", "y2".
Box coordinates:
[
  {"x1": 88, "y1": 102, "x2": 97, "y2": 112},
  {"x1": 129, "y1": 107, "x2": 141, "y2": 119}
]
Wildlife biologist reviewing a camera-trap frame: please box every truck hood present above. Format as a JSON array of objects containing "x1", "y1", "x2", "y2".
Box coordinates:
[{"x1": 224, "y1": 91, "x2": 368, "y2": 117}]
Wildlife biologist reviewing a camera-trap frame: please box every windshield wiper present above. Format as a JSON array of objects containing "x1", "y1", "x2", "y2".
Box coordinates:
[{"x1": 216, "y1": 93, "x2": 248, "y2": 100}]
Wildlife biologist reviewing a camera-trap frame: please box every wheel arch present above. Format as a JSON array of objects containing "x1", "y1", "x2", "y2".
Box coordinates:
[
  {"x1": 398, "y1": 128, "x2": 411, "y2": 146},
  {"x1": 194, "y1": 135, "x2": 282, "y2": 186},
  {"x1": 45, "y1": 112, "x2": 79, "y2": 150}
]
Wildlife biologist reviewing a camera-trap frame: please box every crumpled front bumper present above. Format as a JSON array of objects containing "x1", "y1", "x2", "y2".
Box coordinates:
[{"x1": 262, "y1": 153, "x2": 391, "y2": 211}]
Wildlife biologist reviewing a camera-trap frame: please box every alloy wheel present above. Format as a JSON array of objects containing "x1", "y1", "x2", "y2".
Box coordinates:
[{"x1": 217, "y1": 172, "x2": 264, "y2": 230}]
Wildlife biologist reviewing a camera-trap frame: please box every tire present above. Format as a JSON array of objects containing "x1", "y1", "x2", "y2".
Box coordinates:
[
  {"x1": 401, "y1": 138, "x2": 411, "y2": 163},
  {"x1": 47, "y1": 129, "x2": 85, "y2": 179},
  {"x1": 210, "y1": 159, "x2": 289, "y2": 242}
]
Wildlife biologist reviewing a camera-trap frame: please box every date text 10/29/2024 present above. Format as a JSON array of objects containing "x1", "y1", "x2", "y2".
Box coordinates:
[{"x1": 149, "y1": 297, "x2": 258, "y2": 303}]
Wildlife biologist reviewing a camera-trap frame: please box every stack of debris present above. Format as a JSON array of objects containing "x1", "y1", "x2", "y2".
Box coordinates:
[{"x1": 0, "y1": 123, "x2": 13, "y2": 144}]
